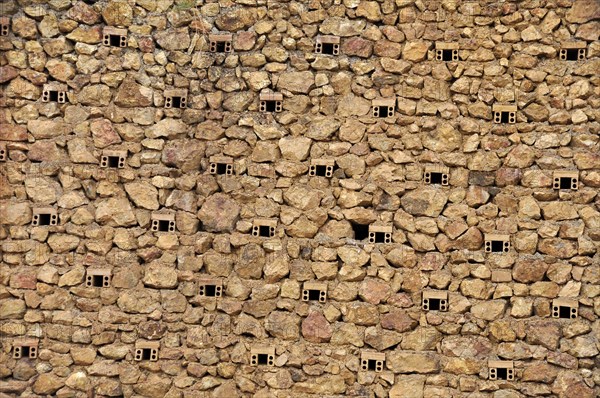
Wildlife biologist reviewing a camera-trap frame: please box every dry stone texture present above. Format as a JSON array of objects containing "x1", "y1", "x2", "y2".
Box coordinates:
[{"x1": 0, "y1": 0, "x2": 599, "y2": 397}]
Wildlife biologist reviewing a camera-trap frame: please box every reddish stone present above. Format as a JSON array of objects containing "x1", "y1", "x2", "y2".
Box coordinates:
[
  {"x1": 380, "y1": 309, "x2": 418, "y2": 332},
  {"x1": 418, "y1": 252, "x2": 446, "y2": 271},
  {"x1": 10, "y1": 271, "x2": 37, "y2": 289},
  {"x1": 0, "y1": 66, "x2": 19, "y2": 84},
  {"x1": 90, "y1": 119, "x2": 121, "y2": 149},
  {"x1": 341, "y1": 37, "x2": 373, "y2": 58},
  {"x1": 358, "y1": 279, "x2": 390, "y2": 305},
  {"x1": 28, "y1": 141, "x2": 62, "y2": 162},
  {"x1": 301, "y1": 311, "x2": 332, "y2": 343},
  {"x1": 0, "y1": 124, "x2": 28, "y2": 141},
  {"x1": 138, "y1": 36, "x2": 155, "y2": 53},
  {"x1": 496, "y1": 167, "x2": 522, "y2": 187},
  {"x1": 387, "y1": 293, "x2": 414, "y2": 308},
  {"x1": 67, "y1": 1, "x2": 100, "y2": 25}
]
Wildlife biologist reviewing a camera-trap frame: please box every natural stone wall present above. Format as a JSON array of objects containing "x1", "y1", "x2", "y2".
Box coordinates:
[{"x1": 1, "y1": 0, "x2": 599, "y2": 397}]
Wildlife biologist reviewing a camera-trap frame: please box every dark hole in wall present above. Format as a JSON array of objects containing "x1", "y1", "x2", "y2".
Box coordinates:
[
  {"x1": 565, "y1": 49, "x2": 579, "y2": 60},
  {"x1": 490, "y1": 240, "x2": 504, "y2": 252},
  {"x1": 559, "y1": 177, "x2": 572, "y2": 189},
  {"x1": 109, "y1": 35, "x2": 122, "y2": 47},
  {"x1": 141, "y1": 349, "x2": 152, "y2": 360},
  {"x1": 49, "y1": 91, "x2": 59, "y2": 102},
  {"x1": 430, "y1": 172, "x2": 443, "y2": 184},
  {"x1": 321, "y1": 42, "x2": 335, "y2": 54},
  {"x1": 215, "y1": 41, "x2": 227, "y2": 52},
  {"x1": 374, "y1": 232, "x2": 387, "y2": 243},
  {"x1": 442, "y1": 49, "x2": 453, "y2": 61},
  {"x1": 216, "y1": 163, "x2": 228, "y2": 175},
  {"x1": 315, "y1": 165, "x2": 328, "y2": 176},
  {"x1": 351, "y1": 223, "x2": 369, "y2": 241},
  {"x1": 308, "y1": 290, "x2": 321, "y2": 301},
  {"x1": 171, "y1": 97, "x2": 182, "y2": 108},
  {"x1": 559, "y1": 306, "x2": 571, "y2": 319},
  {"x1": 265, "y1": 101, "x2": 277, "y2": 112},
  {"x1": 500, "y1": 112, "x2": 510, "y2": 123},
  {"x1": 496, "y1": 367, "x2": 508, "y2": 380},
  {"x1": 107, "y1": 156, "x2": 120, "y2": 168},
  {"x1": 158, "y1": 220, "x2": 171, "y2": 232},
  {"x1": 257, "y1": 353, "x2": 269, "y2": 365},
  {"x1": 21, "y1": 346, "x2": 30, "y2": 357},
  {"x1": 259, "y1": 225, "x2": 271, "y2": 237},
  {"x1": 367, "y1": 359, "x2": 378, "y2": 371},
  {"x1": 204, "y1": 285, "x2": 217, "y2": 297},
  {"x1": 38, "y1": 213, "x2": 51, "y2": 225},
  {"x1": 378, "y1": 106, "x2": 390, "y2": 118},
  {"x1": 428, "y1": 298, "x2": 441, "y2": 311},
  {"x1": 92, "y1": 275, "x2": 104, "y2": 287}
]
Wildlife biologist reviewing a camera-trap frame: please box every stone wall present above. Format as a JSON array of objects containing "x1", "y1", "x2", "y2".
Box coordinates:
[{"x1": 1, "y1": 0, "x2": 599, "y2": 397}]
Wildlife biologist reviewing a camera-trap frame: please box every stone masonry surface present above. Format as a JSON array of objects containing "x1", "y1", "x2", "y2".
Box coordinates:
[{"x1": 0, "y1": 0, "x2": 599, "y2": 397}]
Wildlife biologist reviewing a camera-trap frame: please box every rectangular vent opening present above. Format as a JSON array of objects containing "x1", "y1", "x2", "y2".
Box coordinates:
[
  {"x1": 109, "y1": 34, "x2": 123, "y2": 47},
  {"x1": 259, "y1": 225, "x2": 271, "y2": 237},
  {"x1": 351, "y1": 223, "x2": 370, "y2": 241}
]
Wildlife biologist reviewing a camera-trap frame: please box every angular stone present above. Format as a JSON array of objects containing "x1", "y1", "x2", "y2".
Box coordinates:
[
  {"x1": 552, "y1": 370, "x2": 595, "y2": 398},
  {"x1": 155, "y1": 28, "x2": 190, "y2": 51},
  {"x1": 102, "y1": 1, "x2": 133, "y2": 26},
  {"x1": 95, "y1": 198, "x2": 136, "y2": 226},
  {"x1": 389, "y1": 375, "x2": 425, "y2": 398},
  {"x1": 125, "y1": 182, "x2": 159, "y2": 210},
  {"x1": 278, "y1": 136, "x2": 311, "y2": 161},
  {"x1": 342, "y1": 303, "x2": 379, "y2": 326},
  {"x1": 402, "y1": 41, "x2": 430, "y2": 62},
  {"x1": 143, "y1": 263, "x2": 178, "y2": 289},
  {"x1": 525, "y1": 320, "x2": 560, "y2": 350},
  {"x1": 341, "y1": 37, "x2": 373, "y2": 58},
  {"x1": 387, "y1": 352, "x2": 440, "y2": 374},
  {"x1": 32, "y1": 374, "x2": 64, "y2": 395},
  {"x1": 0, "y1": 299, "x2": 26, "y2": 320},
  {"x1": 114, "y1": 78, "x2": 153, "y2": 107},
  {"x1": 277, "y1": 71, "x2": 314, "y2": 94},
  {"x1": 401, "y1": 187, "x2": 448, "y2": 217},
  {"x1": 566, "y1": 0, "x2": 600, "y2": 23},
  {"x1": 513, "y1": 257, "x2": 548, "y2": 283},
  {"x1": 265, "y1": 311, "x2": 300, "y2": 340},
  {"x1": 471, "y1": 300, "x2": 506, "y2": 321},
  {"x1": 302, "y1": 311, "x2": 332, "y2": 343},
  {"x1": 67, "y1": 1, "x2": 100, "y2": 25},
  {"x1": 90, "y1": 119, "x2": 121, "y2": 148},
  {"x1": 381, "y1": 309, "x2": 417, "y2": 332},
  {"x1": 198, "y1": 193, "x2": 240, "y2": 233}
]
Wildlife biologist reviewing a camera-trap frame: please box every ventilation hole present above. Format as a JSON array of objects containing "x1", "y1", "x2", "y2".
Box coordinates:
[
  {"x1": 321, "y1": 42, "x2": 335, "y2": 55},
  {"x1": 109, "y1": 35, "x2": 122, "y2": 47},
  {"x1": 559, "y1": 177, "x2": 572, "y2": 189},
  {"x1": 171, "y1": 97, "x2": 182, "y2": 108},
  {"x1": 38, "y1": 213, "x2": 51, "y2": 226},
  {"x1": 490, "y1": 240, "x2": 504, "y2": 253},
  {"x1": 264, "y1": 101, "x2": 277, "y2": 112},
  {"x1": 107, "y1": 156, "x2": 120, "y2": 168},
  {"x1": 257, "y1": 353, "x2": 269, "y2": 365},
  {"x1": 428, "y1": 298, "x2": 441, "y2": 311},
  {"x1": 559, "y1": 306, "x2": 571, "y2": 319},
  {"x1": 307, "y1": 290, "x2": 321, "y2": 301},
  {"x1": 429, "y1": 172, "x2": 443, "y2": 184},
  {"x1": 141, "y1": 349, "x2": 152, "y2": 360},
  {"x1": 157, "y1": 220, "x2": 171, "y2": 232},
  {"x1": 442, "y1": 49, "x2": 453, "y2": 61},
  {"x1": 259, "y1": 225, "x2": 271, "y2": 237},
  {"x1": 216, "y1": 163, "x2": 228, "y2": 175},
  {"x1": 496, "y1": 368, "x2": 508, "y2": 380},
  {"x1": 351, "y1": 223, "x2": 370, "y2": 241}
]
